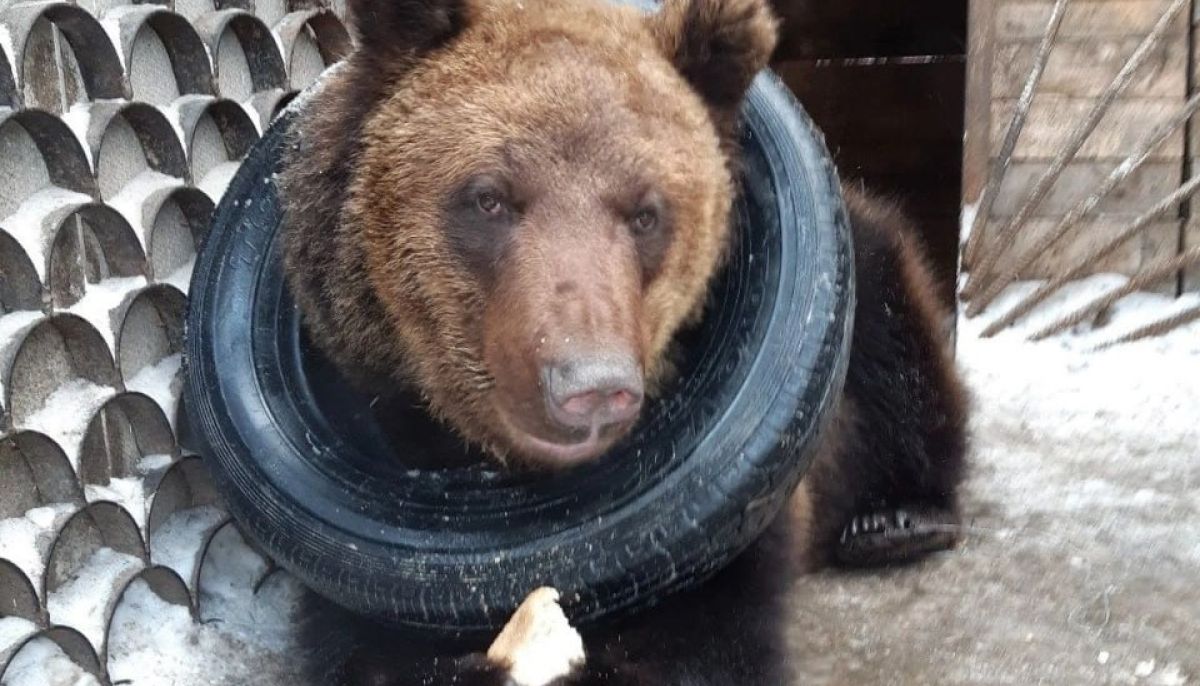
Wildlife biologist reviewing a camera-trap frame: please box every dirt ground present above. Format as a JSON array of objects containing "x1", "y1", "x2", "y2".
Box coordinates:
[
  {"x1": 10, "y1": 282, "x2": 1193, "y2": 686},
  {"x1": 781, "y1": 291, "x2": 1199, "y2": 686}
]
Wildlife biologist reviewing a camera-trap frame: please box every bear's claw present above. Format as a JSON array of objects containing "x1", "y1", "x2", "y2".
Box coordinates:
[{"x1": 835, "y1": 506, "x2": 960, "y2": 567}]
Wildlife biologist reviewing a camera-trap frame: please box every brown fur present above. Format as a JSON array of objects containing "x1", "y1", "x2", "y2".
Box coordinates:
[
  {"x1": 794, "y1": 186, "x2": 969, "y2": 566},
  {"x1": 283, "y1": 0, "x2": 973, "y2": 681},
  {"x1": 279, "y1": 0, "x2": 776, "y2": 464},
  {"x1": 296, "y1": 186, "x2": 972, "y2": 684}
]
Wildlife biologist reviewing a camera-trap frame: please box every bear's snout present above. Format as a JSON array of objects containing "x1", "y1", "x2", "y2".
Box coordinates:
[{"x1": 541, "y1": 352, "x2": 644, "y2": 432}]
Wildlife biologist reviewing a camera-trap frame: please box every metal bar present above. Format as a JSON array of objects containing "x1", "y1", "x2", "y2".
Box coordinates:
[
  {"x1": 968, "y1": 91, "x2": 1200, "y2": 318},
  {"x1": 962, "y1": 0, "x2": 1190, "y2": 301},
  {"x1": 1091, "y1": 305, "x2": 1200, "y2": 349},
  {"x1": 810, "y1": 55, "x2": 968, "y2": 67},
  {"x1": 1028, "y1": 246, "x2": 1200, "y2": 340},
  {"x1": 961, "y1": 0, "x2": 1070, "y2": 269},
  {"x1": 980, "y1": 174, "x2": 1200, "y2": 336}
]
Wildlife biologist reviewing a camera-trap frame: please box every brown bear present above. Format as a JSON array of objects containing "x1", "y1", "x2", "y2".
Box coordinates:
[{"x1": 277, "y1": 0, "x2": 969, "y2": 681}]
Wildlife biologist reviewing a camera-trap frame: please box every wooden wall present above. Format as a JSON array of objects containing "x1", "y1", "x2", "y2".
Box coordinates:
[
  {"x1": 770, "y1": 0, "x2": 969, "y2": 306},
  {"x1": 1190, "y1": 2, "x2": 1200, "y2": 290},
  {"x1": 961, "y1": 0, "x2": 1193, "y2": 293}
]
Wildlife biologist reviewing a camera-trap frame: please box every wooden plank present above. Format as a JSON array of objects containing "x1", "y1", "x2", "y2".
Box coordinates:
[
  {"x1": 778, "y1": 61, "x2": 965, "y2": 144},
  {"x1": 832, "y1": 142, "x2": 963, "y2": 178},
  {"x1": 770, "y1": 0, "x2": 967, "y2": 60},
  {"x1": 1185, "y1": 1, "x2": 1200, "y2": 291},
  {"x1": 777, "y1": 55, "x2": 965, "y2": 306},
  {"x1": 846, "y1": 173, "x2": 964, "y2": 210},
  {"x1": 989, "y1": 160, "x2": 1183, "y2": 217},
  {"x1": 963, "y1": 0, "x2": 996, "y2": 205},
  {"x1": 994, "y1": 37, "x2": 1186, "y2": 98},
  {"x1": 997, "y1": 0, "x2": 1187, "y2": 41},
  {"x1": 964, "y1": 0, "x2": 1193, "y2": 291},
  {"x1": 991, "y1": 96, "x2": 1186, "y2": 158},
  {"x1": 974, "y1": 216, "x2": 1182, "y2": 281},
  {"x1": 1180, "y1": 42, "x2": 1200, "y2": 149},
  {"x1": 1186, "y1": 215, "x2": 1199, "y2": 290}
]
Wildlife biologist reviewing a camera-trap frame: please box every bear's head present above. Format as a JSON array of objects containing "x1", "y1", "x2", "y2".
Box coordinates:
[{"x1": 280, "y1": 0, "x2": 777, "y2": 468}]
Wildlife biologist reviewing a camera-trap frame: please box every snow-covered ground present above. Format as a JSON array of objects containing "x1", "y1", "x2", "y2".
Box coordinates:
[
  {"x1": 0, "y1": 516, "x2": 306, "y2": 686},
  {"x1": 783, "y1": 277, "x2": 1198, "y2": 685},
  {"x1": 1, "y1": 275, "x2": 1196, "y2": 685}
]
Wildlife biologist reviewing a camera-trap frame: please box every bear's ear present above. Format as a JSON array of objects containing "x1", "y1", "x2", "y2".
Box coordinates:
[
  {"x1": 649, "y1": 0, "x2": 777, "y2": 117},
  {"x1": 347, "y1": 0, "x2": 467, "y2": 58}
]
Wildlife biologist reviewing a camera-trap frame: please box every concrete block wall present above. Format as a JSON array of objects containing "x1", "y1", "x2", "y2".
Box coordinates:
[{"x1": 0, "y1": 0, "x2": 348, "y2": 680}]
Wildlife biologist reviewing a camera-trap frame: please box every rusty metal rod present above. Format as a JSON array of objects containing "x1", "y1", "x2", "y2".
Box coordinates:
[
  {"x1": 961, "y1": 0, "x2": 1189, "y2": 302},
  {"x1": 1028, "y1": 246, "x2": 1200, "y2": 341},
  {"x1": 979, "y1": 174, "x2": 1200, "y2": 336},
  {"x1": 961, "y1": 0, "x2": 1071, "y2": 269},
  {"x1": 1090, "y1": 305, "x2": 1200, "y2": 350},
  {"x1": 968, "y1": 91, "x2": 1200, "y2": 316}
]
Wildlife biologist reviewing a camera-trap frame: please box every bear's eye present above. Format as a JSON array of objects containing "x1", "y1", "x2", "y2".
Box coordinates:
[
  {"x1": 632, "y1": 208, "x2": 658, "y2": 234},
  {"x1": 477, "y1": 191, "x2": 503, "y2": 215}
]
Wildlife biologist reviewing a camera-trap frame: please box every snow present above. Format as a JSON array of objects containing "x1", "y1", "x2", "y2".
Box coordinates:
[
  {"x1": 196, "y1": 526, "x2": 303, "y2": 653},
  {"x1": 105, "y1": 170, "x2": 184, "y2": 246},
  {"x1": 0, "y1": 311, "x2": 42, "y2": 350},
  {"x1": 20, "y1": 379, "x2": 115, "y2": 470},
  {"x1": 959, "y1": 199, "x2": 979, "y2": 248},
  {"x1": 160, "y1": 94, "x2": 214, "y2": 149},
  {"x1": 945, "y1": 277, "x2": 1200, "y2": 683},
  {"x1": 10, "y1": 520, "x2": 305, "y2": 686},
  {"x1": 0, "y1": 635, "x2": 102, "y2": 686},
  {"x1": 91, "y1": 527, "x2": 304, "y2": 686},
  {"x1": 0, "y1": 617, "x2": 37, "y2": 655},
  {"x1": 105, "y1": 580, "x2": 204, "y2": 685},
  {"x1": 0, "y1": 188, "x2": 93, "y2": 281},
  {"x1": 197, "y1": 161, "x2": 242, "y2": 201},
  {"x1": 46, "y1": 547, "x2": 144, "y2": 649},
  {"x1": 149, "y1": 505, "x2": 227, "y2": 582},
  {"x1": 0, "y1": 504, "x2": 74, "y2": 584},
  {"x1": 79, "y1": 456, "x2": 169, "y2": 535},
  {"x1": 976, "y1": 272, "x2": 1200, "y2": 347},
  {"x1": 125, "y1": 353, "x2": 182, "y2": 428},
  {"x1": 138, "y1": 453, "x2": 175, "y2": 472},
  {"x1": 3, "y1": 270, "x2": 1198, "y2": 683},
  {"x1": 961, "y1": 277, "x2": 1200, "y2": 543},
  {"x1": 99, "y1": 12, "x2": 131, "y2": 70},
  {"x1": 0, "y1": 26, "x2": 14, "y2": 71},
  {"x1": 162, "y1": 259, "x2": 195, "y2": 293},
  {"x1": 106, "y1": 574, "x2": 302, "y2": 686},
  {"x1": 239, "y1": 100, "x2": 264, "y2": 135},
  {"x1": 0, "y1": 311, "x2": 44, "y2": 403},
  {"x1": 962, "y1": 275, "x2": 1200, "y2": 447},
  {"x1": 59, "y1": 104, "x2": 92, "y2": 143},
  {"x1": 67, "y1": 275, "x2": 147, "y2": 350},
  {"x1": 1155, "y1": 664, "x2": 1191, "y2": 686},
  {"x1": 85, "y1": 477, "x2": 148, "y2": 530},
  {"x1": 59, "y1": 104, "x2": 95, "y2": 168}
]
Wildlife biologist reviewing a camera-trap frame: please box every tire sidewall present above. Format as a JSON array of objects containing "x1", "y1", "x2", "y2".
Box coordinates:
[{"x1": 184, "y1": 70, "x2": 852, "y2": 634}]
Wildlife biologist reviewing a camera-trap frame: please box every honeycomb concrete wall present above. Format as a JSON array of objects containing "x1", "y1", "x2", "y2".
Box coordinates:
[{"x1": 0, "y1": 0, "x2": 348, "y2": 680}]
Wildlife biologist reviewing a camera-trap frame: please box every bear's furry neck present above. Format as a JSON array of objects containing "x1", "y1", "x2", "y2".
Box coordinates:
[{"x1": 279, "y1": 57, "x2": 417, "y2": 392}]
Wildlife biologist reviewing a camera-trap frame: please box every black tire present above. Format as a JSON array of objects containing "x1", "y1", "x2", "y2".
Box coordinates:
[{"x1": 183, "y1": 69, "x2": 853, "y2": 636}]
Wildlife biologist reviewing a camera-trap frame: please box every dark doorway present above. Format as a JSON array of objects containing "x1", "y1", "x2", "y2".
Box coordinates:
[{"x1": 769, "y1": 0, "x2": 968, "y2": 306}]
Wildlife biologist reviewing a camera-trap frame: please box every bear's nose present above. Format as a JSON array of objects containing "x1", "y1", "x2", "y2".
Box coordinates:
[{"x1": 542, "y1": 354, "x2": 644, "y2": 431}]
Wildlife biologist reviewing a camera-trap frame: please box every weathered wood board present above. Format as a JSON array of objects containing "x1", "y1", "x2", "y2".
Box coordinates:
[
  {"x1": 964, "y1": 0, "x2": 1191, "y2": 293},
  {"x1": 1188, "y1": 6, "x2": 1200, "y2": 289}
]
